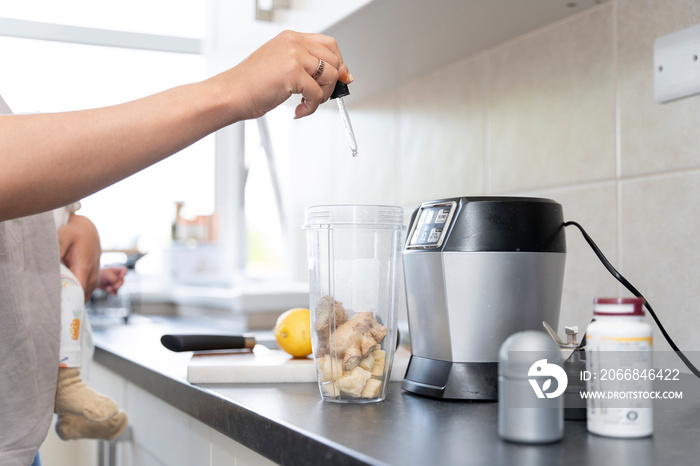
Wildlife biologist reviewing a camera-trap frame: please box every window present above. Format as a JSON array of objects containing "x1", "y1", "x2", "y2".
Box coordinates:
[
  {"x1": 0, "y1": 1, "x2": 206, "y2": 37},
  {"x1": 0, "y1": 2, "x2": 211, "y2": 275},
  {"x1": 243, "y1": 118, "x2": 287, "y2": 278},
  {"x1": 1, "y1": 2, "x2": 298, "y2": 284}
]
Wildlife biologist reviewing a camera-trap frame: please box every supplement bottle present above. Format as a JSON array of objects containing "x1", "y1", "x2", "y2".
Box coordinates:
[{"x1": 585, "y1": 297, "x2": 653, "y2": 438}]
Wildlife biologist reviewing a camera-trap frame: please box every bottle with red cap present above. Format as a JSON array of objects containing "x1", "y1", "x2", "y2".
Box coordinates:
[{"x1": 585, "y1": 297, "x2": 653, "y2": 438}]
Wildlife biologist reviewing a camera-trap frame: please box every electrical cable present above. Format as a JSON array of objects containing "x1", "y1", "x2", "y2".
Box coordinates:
[{"x1": 564, "y1": 221, "x2": 700, "y2": 379}]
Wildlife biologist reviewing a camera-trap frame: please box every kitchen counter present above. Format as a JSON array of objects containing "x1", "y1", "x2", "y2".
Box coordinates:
[{"x1": 93, "y1": 316, "x2": 700, "y2": 466}]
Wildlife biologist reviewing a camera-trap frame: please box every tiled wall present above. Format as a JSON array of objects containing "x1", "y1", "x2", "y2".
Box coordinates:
[{"x1": 272, "y1": 0, "x2": 700, "y2": 356}]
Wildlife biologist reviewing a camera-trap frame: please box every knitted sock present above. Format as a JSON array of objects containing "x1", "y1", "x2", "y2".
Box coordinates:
[
  {"x1": 55, "y1": 411, "x2": 128, "y2": 441},
  {"x1": 54, "y1": 367, "x2": 119, "y2": 422}
]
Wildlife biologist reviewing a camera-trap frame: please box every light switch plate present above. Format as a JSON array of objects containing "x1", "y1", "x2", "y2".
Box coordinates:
[{"x1": 654, "y1": 23, "x2": 700, "y2": 103}]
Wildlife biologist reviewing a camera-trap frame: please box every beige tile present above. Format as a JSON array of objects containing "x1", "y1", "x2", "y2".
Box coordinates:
[
  {"x1": 281, "y1": 93, "x2": 401, "y2": 282},
  {"x1": 281, "y1": 90, "x2": 399, "y2": 208},
  {"x1": 621, "y1": 171, "x2": 700, "y2": 354},
  {"x1": 328, "y1": 90, "x2": 400, "y2": 205},
  {"x1": 618, "y1": 0, "x2": 700, "y2": 176},
  {"x1": 397, "y1": 54, "x2": 486, "y2": 205},
  {"x1": 274, "y1": 103, "x2": 339, "y2": 210},
  {"x1": 271, "y1": 103, "x2": 336, "y2": 283},
  {"x1": 487, "y1": 5, "x2": 616, "y2": 193},
  {"x1": 519, "y1": 184, "x2": 620, "y2": 337}
]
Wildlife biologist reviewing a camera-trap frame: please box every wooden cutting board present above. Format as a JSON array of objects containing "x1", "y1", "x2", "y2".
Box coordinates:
[{"x1": 187, "y1": 345, "x2": 411, "y2": 384}]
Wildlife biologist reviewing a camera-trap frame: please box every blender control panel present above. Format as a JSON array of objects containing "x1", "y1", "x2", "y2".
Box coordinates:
[{"x1": 406, "y1": 201, "x2": 457, "y2": 249}]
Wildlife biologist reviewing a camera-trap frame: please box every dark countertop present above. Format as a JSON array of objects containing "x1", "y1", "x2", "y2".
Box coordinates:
[{"x1": 92, "y1": 315, "x2": 700, "y2": 466}]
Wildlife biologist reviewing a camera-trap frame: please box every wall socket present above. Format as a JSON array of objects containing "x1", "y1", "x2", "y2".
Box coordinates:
[{"x1": 654, "y1": 23, "x2": 700, "y2": 103}]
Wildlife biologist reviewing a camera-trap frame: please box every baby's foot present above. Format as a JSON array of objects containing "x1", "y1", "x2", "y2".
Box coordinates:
[
  {"x1": 55, "y1": 411, "x2": 128, "y2": 441},
  {"x1": 54, "y1": 367, "x2": 119, "y2": 421}
]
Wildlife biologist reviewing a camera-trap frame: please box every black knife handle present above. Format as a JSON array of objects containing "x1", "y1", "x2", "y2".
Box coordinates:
[{"x1": 160, "y1": 334, "x2": 253, "y2": 352}]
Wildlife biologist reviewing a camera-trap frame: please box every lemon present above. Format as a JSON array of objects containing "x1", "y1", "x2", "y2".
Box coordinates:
[{"x1": 274, "y1": 308, "x2": 312, "y2": 358}]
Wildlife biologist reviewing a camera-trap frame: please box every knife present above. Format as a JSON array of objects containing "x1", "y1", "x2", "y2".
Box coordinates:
[{"x1": 161, "y1": 334, "x2": 257, "y2": 352}]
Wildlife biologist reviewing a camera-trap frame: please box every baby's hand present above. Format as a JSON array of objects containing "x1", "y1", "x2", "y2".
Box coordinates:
[{"x1": 99, "y1": 267, "x2": 127, "y2": 296}]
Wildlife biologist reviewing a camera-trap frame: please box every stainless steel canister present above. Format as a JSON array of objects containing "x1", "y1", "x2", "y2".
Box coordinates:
[{"x1": 498, "y1": 331, "x2": 564, "y2": 444}]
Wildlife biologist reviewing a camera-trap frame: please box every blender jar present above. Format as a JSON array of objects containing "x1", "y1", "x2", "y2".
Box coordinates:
[{"x1": 304, "y1": 205, "x2": 405, "y2": 403}]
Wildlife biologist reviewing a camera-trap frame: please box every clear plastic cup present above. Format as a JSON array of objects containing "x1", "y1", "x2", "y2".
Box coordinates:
[{"x1": 304, "y1": 205, "x2": 405, "y2": 403}]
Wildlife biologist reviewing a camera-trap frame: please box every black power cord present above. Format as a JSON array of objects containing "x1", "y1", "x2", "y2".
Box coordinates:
[{"x1": 564, "y1": 221, "x2": 700, "y2": 379}]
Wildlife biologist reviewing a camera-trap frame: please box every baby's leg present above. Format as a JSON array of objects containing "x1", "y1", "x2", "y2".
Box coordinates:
[
  {"x1": 58, "y1": 263, "x2": 84, "y2": 369},
  {"x1": 55, "y1": 264, "x2": 118, "y2": 421}
]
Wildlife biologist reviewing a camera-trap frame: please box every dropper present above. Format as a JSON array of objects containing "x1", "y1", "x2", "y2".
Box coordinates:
[{"x1": 330, "y1": 82, "x2": 358, "y2": 157}]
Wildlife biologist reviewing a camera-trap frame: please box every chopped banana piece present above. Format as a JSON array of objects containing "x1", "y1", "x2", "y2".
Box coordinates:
[
  {"x1": 337, "y1": 366, "x2": 372, "y2": 397},
  {"x1": 318, "y1": 354, "x2": 345, "y2": 382},
  {"x1": 371, "y1": 349, "x2": 386, "y2": 377},
  {"x1": 321, "y1": 381, "x2": 340, "y2": 397},
  {"x1": 361, "y1": 378, "x2": 382, "y2": 398},
  {"x1": 359, "y1": 353, "x2": 375, "y2": 372}
]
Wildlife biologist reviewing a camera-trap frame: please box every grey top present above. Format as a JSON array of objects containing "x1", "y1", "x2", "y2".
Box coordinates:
[
  {"x1": 0, "y1": 94, "x2": 61, "y2": 466},
  {"x1": 0, "y1": 220, "x2": 60, "y2": 461}
]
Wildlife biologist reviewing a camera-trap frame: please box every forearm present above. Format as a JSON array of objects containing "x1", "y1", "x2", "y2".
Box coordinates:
[
  {"x1": 0, "y1": 30, "x2": 351, "y2": 221},
  {"x1": 0, "y1": 77, "x2": 234, "y2": 221}
]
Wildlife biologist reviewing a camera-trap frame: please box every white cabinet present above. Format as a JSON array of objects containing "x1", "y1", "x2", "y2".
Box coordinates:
[
  {"x1": 323, "y1": 0, "x2": 601, "y2": 101},
  {"x1": 209, "y1": 0, "x2": 603, "y2": 101},
  {"x1": 206, "y1": 0, "x2": 371, "y2": 74},
  {"x1": 91, "y1": 363, "x2": 276, "y2": 466}
]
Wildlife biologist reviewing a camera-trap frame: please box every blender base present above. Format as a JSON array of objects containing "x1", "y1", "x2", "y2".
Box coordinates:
[{"x1": 401, "y1": 356, "x2": 498, "y2": 400}]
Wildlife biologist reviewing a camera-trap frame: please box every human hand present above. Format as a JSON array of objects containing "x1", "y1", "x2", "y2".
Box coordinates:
[
  {"x1": 99, "y1": 267, "x2": 128, "y2": 296},
  {"x1": 214, "y1": 30, "x2": 353, "y2": 121},
  {"x1": 58, "y1": 214, "x2": 101, "y2": 302}
]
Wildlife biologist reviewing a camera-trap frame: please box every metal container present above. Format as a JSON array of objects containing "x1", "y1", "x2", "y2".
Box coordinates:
[
  {"x1": 402, "y1": 197, "x2": 566, "y2": 400},
  {"x1": 498, "y1": 331, "x2": 564, "y2": 444}
]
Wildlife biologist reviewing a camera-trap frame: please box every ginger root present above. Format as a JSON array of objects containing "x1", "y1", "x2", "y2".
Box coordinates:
[
  {"x1": 314, "y1": 296, "x2": 348, "y2": 333},
  {"x1": 330, "y1": 312, "x2": 387, "y2": 371},
  {"x1": 314, "y1": 296, "x2": 349, "y2": 356}
]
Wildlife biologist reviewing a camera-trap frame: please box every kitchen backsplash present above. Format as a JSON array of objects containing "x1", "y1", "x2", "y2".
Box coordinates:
[{"x1": 267, "y1": 0, "x2": 700, "y2": 356}]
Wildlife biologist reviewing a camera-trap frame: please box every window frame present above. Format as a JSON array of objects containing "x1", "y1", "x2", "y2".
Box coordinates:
[
  {"x1": 0, "y1": 17, "x2": 201, "y2": 54},
  {"x1": 0, "y1": 16, "x2": 249, "y2": 282}
]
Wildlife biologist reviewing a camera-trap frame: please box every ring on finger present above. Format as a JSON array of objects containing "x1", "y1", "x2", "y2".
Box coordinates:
[{"x1": 312, "y1": 58, "x2": 325, "y2": 80}]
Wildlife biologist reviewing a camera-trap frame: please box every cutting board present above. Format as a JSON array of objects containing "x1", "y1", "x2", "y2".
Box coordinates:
[{"x1": 187, "y1": 345, "x2": 411, "y2": 384}]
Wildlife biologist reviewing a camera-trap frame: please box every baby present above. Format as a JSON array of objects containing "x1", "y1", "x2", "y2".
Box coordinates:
[{"x1": 53, "y1": 204, "x2": 128, "y2": 441}]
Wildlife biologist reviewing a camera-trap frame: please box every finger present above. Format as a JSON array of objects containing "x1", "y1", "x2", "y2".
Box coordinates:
[
  {"x1": 313, "y1": 62, "x2": 341, "y2": 101},
  {"x1": 297, "y1": 48, "x2": 341, "y2": 98},
  {"x1": 299, "y1": 57, "x2": 340, "y2": 105},
  {"x1": 302, "y1": 38, "x2": 352, "y2": 84},
  {"x1": 304, "y1": 43, "x2": 339, "y2": 75},
  {"x1": 111, "y1": 276, "x2": 125, "y2": 292},
  {"x1": 293, "y1": 61, "x2": 341, "y2": 118},
  {"x1": 294, "y1": 74, "x2": 325, "y2": 119},
  {"x1": 102, "y1": 285, "x2": 115, "y2": 296},
  {"x1": 301, "y1": 33, "x2": 352, "y2": 82}
]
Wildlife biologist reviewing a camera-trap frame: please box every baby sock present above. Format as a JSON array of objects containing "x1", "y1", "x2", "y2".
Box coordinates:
[
  {"x1": 54, "y1": 367, "x2": 119, "y2": 422},
  {"x1": 55, "y1": 411, "x2": 128, "y2": 441}
]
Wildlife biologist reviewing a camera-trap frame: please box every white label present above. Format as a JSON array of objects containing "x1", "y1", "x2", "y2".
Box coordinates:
[
  {"x1": 595, "y1": 304, "x2": 636, "y2": 314},
  {"x1": 585, "y1": 331, "x2": 653, "y2": 437}
]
